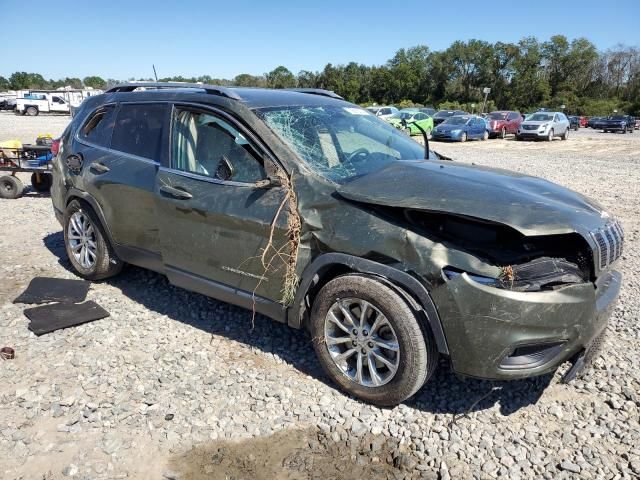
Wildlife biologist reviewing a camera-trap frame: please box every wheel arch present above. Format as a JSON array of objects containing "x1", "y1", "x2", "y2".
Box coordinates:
[
  {"x1": 64, "y1": 189, "x2": 116, "y2": 247},
  {"x1": 288, "y1": 253, "x2": 449, "y2": 354}
]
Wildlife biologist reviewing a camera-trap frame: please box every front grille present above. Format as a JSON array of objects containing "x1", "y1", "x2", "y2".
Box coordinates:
[
  {"x1": 591, "y1": 221, "x2": 624, "y2": 269},
  {"x1": 522, "y1": 124, "x2": 538, "y2": 130}
]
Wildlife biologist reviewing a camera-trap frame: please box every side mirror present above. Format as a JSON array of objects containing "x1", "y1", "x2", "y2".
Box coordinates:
[
  {"x1": 254, "y1": 175, "x2": 283, "y2": 189},
  {"x1": 215, "y1": 156, "x2": 234, "y2": 181}
]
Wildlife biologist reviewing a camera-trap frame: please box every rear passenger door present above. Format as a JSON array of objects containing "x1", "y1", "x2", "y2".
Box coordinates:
[
  {"x1": 154, "y1": 105, "x2": 288, "y2": 304},
  {"x1": 77, "y1": 103, "x2": 166, "y2": 268}
]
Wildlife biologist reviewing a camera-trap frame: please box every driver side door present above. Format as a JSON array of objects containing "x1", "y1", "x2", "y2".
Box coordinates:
[{"x1": 154, "y1": 105, "x2": 288, "y2": 311}]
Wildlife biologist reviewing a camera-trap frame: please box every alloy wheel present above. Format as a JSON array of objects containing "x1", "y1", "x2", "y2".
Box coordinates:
[
  {"x1": 324, "y1": 298, "x2": 400, "y2": 387},
  {"x1": 67, "y1": 211, "x2": 97, "y2": 269}
]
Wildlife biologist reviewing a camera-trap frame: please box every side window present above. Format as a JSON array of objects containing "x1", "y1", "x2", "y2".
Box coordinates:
[
  {"x1": 415, "y1": 113, "x2": 426, "y2": 120},
  {"x1": 52, "y1": 96, "x2": 64, "y2": 104},
  {"x1": 171, "y1": 109, "x2": 265, "y2": 183},
  {"x1": 79, "y1": 105, "x2": 117, "y2": 147},
  {"x1": 554, "y1": 114, "x2": 560, "y2": 122},
  {"x1": 111, "y1": 103, "x2": 166, "y2": 160}
]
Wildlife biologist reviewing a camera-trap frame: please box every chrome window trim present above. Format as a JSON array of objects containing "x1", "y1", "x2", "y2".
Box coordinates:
[
  {"x1": 75, "y1": 137, "x2": 161, "y2": 166},
  {"x1": 158, "y1": 166, "x2": 259, "y2": 188}
]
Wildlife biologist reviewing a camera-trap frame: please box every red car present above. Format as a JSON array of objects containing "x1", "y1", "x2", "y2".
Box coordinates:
[
  {"x1": 487, "y1": 111, "x2": 522, "y2": 138},
  {"x1": 579, "y1": 116, "x2": 588, "y2": 128}
]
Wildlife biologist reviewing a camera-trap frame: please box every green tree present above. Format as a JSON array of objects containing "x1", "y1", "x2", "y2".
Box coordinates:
[
  {"x1": 9, "y1": 72, "x2": 49, "y2": 90},
  {"x1": 266, "y1": 66, "x2": 296, "y2": 89},
  {"x1": 234, "y1": 73, "x2": 266, "y2": 87},
  {"x1": 83, "y1": 76, "x2": 106, "y2": 89},
  {"x1": 510, "y1": 37, "x2": 550, "y2": 110}
]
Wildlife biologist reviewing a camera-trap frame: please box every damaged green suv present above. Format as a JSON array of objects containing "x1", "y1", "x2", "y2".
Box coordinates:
[{"x1": 51, "y1": 83, "x2": 622, "y2": 406}]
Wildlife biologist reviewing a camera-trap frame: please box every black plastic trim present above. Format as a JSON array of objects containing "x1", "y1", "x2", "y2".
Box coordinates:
[
  {"x1": 288, "y1": 253, "x2": 449, "y2": 354},
  {"x1": 106, "y1": 82, "x2": 242, "y2": 101},
  {"x1": 166, "y1": 265, "x2": 286, "y2": 323}
]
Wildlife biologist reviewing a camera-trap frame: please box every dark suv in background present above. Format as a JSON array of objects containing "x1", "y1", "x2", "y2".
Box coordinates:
[
  {"x1": 600, "y1": 115, "x2": 635, "y2": 133},
  {"x1": 51, "y1": 83, "x2": 622, "y2": 406}
]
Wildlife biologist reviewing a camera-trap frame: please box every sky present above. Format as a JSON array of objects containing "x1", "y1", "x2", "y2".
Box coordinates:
[{"x1": 1, "y1": 0, "x2": 638, "y2": 81}]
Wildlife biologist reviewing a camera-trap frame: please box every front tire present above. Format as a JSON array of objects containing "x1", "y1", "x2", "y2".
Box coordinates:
[
  {"x1": 460, "y1": 132, "x2": 467, "y2": 142},
  {"x1": 63, "y1": 199, "x2": 123, "y2": 280},
  {"x1": 547, "y1": 129, "x2": 554, "y2": 141},
  {"x1": 501, "y1": 127, "x2": 507, "y2": 139},
  {"x1": 310, "y1": 275, "x2": 438, "y2": 406},
  {"x1": 26, "y1": 106, "x2": 38, "y2": 116}
]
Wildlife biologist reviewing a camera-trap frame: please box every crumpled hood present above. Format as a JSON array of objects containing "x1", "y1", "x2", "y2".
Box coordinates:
[{"x1": 336, "y1": 160, "x2": 608, "y2": 237}]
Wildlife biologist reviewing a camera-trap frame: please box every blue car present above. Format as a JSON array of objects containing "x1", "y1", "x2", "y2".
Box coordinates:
[{"x1": 432, "y1": 115, "x2": 489, "y2": 142}]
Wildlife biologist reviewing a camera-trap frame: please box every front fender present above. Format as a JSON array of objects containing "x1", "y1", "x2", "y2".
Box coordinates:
[{"x1": 288, "y1": 253, "x2": 449, "y2": 354}]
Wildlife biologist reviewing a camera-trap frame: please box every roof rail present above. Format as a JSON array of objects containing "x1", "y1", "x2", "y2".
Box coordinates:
[
  {"x1": 286, "y1": 88, "x2": 344, "y2": 100},
  {"x1": 105, "y1": 82, "x2": 242, "y2": 101}
]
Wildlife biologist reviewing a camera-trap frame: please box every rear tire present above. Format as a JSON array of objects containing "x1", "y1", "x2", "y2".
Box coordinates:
[
  {"x1": 63, "y1": 199, "x2": 123, "y2": 280},
  {"x1": 482, "y1": 131, "x2": 489, "y2": 141},
  {"x1": 310, "y1": 275, "x2": 438, "y2": 406},
  {"x1": 561, "y1": 128, "x2": 569, "y2": 140},
  {"x1": 31, "y1": 172, "x2": 53, "y2": 192},
  {"x1": 0, "y1": 175, "x2": 24, "y2": 199}
]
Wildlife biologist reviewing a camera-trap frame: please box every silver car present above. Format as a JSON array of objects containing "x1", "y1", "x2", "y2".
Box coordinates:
[
  {"x1": 365, "y1": 105, "x2": 399, "y2": 120},
  {"x1": 516, "y1": 111, "x2": 571, "y2": 141}
]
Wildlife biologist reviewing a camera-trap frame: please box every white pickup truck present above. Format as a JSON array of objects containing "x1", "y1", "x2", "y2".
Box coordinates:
[{"x1": 15, "y1": 93, "x2": 70, "y2": 116}]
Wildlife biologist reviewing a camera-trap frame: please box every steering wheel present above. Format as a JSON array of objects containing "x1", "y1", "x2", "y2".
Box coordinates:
[{"x1": 347, "y1": 147, "x2": 370, "y2": 163}]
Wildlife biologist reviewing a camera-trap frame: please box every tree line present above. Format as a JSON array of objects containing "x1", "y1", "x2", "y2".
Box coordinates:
[{"x1": 2, "y1": 35, "x2": 638, "y2": 116}]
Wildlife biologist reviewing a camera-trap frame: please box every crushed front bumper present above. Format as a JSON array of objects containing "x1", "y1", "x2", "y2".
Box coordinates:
[{"x1": 431, "y1": 269, "x2": 621, "y2": 380}]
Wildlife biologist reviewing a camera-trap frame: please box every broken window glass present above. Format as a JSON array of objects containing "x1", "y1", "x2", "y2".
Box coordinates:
[{"x1": 256, "y1": 105, "x2": 426, "y2": 184}]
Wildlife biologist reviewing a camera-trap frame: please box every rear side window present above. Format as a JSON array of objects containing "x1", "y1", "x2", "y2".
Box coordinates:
[
  {"x1": 111, "y1": 103, "x2": 166, "y2": 160},
  {"x1": 79, "y1": 105, "x2": 117, "y2": 147}
]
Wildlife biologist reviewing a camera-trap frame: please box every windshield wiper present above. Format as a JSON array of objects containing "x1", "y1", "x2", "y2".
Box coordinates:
[{"x1": 402, "y1": 119, "x2": 430, "y2": 160}]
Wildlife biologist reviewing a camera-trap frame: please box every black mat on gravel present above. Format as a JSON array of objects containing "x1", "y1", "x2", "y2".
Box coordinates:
[
  {"x1": 14, "y1": 277, "x2": 90, "y2": 305},
  {"x1": 24, "y1": 301, "x2": 110, "y2": 336}
]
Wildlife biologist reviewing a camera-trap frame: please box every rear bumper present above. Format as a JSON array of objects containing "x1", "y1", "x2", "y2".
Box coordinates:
[{"x1": 431, "y1": 269, "x2": 621, "y2": 380}]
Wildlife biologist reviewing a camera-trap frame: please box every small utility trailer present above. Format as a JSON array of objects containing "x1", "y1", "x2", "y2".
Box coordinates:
[{"x1": 0, "y1": 144, "x2": 54, "y2": 199}]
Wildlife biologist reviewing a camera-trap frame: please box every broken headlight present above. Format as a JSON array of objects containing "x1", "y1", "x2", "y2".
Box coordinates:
[{"x1": 444, "y1": 256, "x2": 588, "y2": 292}]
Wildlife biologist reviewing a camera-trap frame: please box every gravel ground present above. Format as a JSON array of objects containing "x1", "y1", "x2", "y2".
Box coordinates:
[{"x1": 1, "y1": 113, "x2": 639, "y2": 479}]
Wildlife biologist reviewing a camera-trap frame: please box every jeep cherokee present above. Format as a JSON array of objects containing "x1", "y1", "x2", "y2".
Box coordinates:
[{"x1": 51, "y1": 83, "x2": 622, "y2": 406}]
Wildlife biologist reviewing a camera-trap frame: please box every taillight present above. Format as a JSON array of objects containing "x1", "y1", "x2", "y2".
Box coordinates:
[{"x1": 51, "y1": 138, "x2": 60, "y2": 156}]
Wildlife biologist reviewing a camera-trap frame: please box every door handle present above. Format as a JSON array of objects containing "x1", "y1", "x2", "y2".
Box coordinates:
[
  {"x1": 160, "y1": 185, "x2": 193, "y2": 200},
  {"x1": 89, "y1": 161, "x2": 110, "y2": 174}
]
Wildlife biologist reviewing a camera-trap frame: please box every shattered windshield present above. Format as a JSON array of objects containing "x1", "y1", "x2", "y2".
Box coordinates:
[{"x1": 256, "y1": 105, "x2": 425, "y2": 184}]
